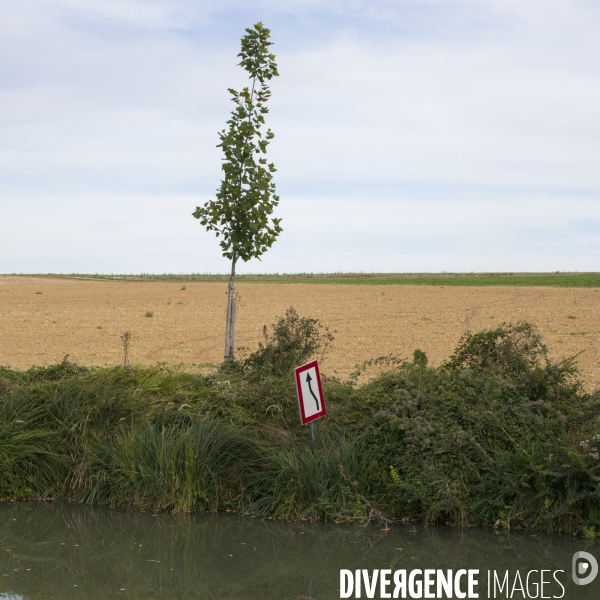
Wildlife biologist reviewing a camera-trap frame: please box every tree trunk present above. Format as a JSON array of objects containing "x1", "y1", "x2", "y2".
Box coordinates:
[{"x1": 224, "y1": 254, "x2": 237, "y2": 360}]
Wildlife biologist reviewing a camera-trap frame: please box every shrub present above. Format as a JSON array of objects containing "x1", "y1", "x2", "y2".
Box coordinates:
[
  {"x1": 243, "y1": 307, "x2": 334, "y2": 377},
  {"x1": 445, "y1": 322, "x2": 548, "y2": 376}
]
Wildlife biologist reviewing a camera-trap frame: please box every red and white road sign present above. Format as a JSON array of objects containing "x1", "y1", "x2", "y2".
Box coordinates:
[{"x1": 294, "y1": 360, "x2": 326, "y2": 425}]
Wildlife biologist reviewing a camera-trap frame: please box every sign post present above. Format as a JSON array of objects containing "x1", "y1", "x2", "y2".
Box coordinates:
[
  {"x1": 308, "y1": 421, "x2": 317, "y2": 450},
  {"x1": 294, "y1": 360, "x2": 326, "y2": 449}
]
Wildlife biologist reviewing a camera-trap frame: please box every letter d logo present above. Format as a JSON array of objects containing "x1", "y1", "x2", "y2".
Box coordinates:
[{"x1": 573, "y1": 551, "x2": 598, "y2": 585}]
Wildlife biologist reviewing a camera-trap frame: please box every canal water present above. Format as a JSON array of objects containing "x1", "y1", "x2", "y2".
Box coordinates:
[{"x1": 1, "y1": 501, "x2": 599, "y2": 599}]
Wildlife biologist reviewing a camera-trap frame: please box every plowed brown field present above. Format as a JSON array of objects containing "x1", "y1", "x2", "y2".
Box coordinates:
[{"x1": 1, "y1": 276, "x2": 598, "y2": 388}]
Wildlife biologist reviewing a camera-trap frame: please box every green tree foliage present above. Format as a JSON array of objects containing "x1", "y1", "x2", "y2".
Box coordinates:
[{"x1": 192, "y1": 23, "x2": 281, "y2": 359}]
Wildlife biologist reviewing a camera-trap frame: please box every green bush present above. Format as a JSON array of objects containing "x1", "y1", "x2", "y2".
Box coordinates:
[
  {"x1": 243, "y1": 307, "x2": 334, "y2": 377},
  {"x1": 343, "y1": 324, "x2": 600, "y2": 532},
  {"x1": 446, "y1": 322, "x2": 549, "y2": 376}
]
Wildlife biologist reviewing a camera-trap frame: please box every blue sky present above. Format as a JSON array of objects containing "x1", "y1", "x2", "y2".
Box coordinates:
[{"x1": 1, "y1": 0, "x2": 599, "y2": 274}]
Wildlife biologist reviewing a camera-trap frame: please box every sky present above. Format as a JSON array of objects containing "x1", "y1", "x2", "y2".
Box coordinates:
[{"x1": 1, "y1": 0, "x2": 599, "y2": 274}]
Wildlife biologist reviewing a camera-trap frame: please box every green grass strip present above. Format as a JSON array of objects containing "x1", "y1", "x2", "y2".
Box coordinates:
[{"x1": 5, "y1": 272, "x2": 600, "y2": 287}]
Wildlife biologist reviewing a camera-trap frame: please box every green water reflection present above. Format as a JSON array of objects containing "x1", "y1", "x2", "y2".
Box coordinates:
[{"x1": 1, "y1": 502, "x2": 599, "y2": 599}]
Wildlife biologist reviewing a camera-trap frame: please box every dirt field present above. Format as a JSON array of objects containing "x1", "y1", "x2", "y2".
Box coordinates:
[{"x1": 0, "y1": 276, "x2": 598, "y2": 388}]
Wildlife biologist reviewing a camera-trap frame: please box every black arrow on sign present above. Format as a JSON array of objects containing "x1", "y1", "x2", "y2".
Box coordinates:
[{"x1": 306, "y1": 373, "x2": 320, "y2": 410}]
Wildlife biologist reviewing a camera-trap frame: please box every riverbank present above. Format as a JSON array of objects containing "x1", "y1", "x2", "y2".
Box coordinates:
[{"x1": 2, "y1": 317, "x2": 599, "y2": 534}]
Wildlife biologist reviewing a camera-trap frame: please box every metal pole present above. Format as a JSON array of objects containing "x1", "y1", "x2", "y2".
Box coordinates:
[{"x1": 308, "y1": 422, "x2": 317, "y2": 450}]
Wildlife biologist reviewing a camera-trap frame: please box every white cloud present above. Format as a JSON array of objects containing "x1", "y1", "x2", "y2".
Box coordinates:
[
  {"x1": 1, "y1": 192, "x2": 597, "y2": 274},
  {"x1": 0, "y1": 0, "x2": 599, "y2": 273}
]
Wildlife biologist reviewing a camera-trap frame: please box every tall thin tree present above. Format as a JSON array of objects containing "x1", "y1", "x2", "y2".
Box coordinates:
[{"x1": 193, "y1": 23, "x2": 281, "y2": 360}]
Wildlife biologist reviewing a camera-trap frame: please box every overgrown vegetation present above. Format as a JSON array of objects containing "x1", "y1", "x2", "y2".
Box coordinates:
[
  {"x1": 242, "y1": 307, "x2": 334, "y2": 377},
  {"x1": 1, "y1": 313, "x2": 600, "y2": 534}
]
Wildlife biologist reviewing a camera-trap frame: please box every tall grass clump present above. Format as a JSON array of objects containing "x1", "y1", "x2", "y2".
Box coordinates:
[
  {"x1": 246, "y1": 429, "x2": 371, "y2": 521},
  {"x1": 80, "y1": 419, "x2": 261, "y2": 513},
  {"x1": 0, "y1": 388, "x2": 66, "y2": 499},
  {"x1": 1, "y1": 315, "x2": 599, "y2": 534}
]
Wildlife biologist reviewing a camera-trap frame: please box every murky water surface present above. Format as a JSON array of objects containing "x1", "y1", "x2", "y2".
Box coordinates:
[{"x1": 1, "y1": 502, "x2": 599, "y2": 599}]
